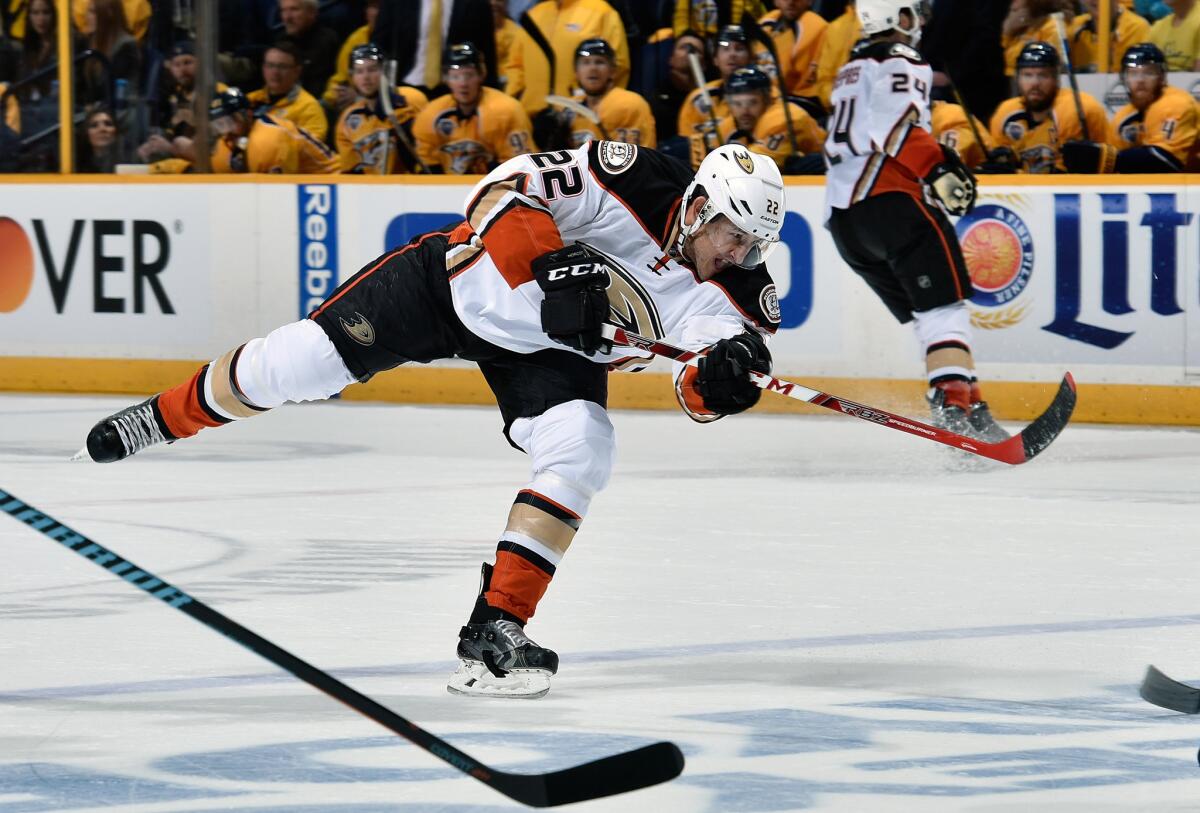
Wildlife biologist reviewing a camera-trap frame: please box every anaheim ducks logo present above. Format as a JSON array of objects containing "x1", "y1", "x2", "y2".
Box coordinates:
[
  {"x1": 733, "y1": 148, "x2": 755, "y2": 174},
  {"x1": 577, "y1": 242, "x2": 663, "y2": 338},
  {"x1": 339, "y1": 312, "x2": 376, "y2": 346}
]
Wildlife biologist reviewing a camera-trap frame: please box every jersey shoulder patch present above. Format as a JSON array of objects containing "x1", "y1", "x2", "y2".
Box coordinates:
[
  {"x1": 588, "y1": 142, "x2": 693, "y2": 244},
  {"x1": 596, "y1": 140, "x2": 638, "y2": 174},
  {"x1": 709, "y1": 265, "x2": 780, "y2": 333},
  {"x1": 887, "y1": 43, "x2": 924, "y2": 63}
]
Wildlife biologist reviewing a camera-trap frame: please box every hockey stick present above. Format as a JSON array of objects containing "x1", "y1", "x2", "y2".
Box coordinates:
[
  {"x1": 0, "y1": 488, "x2": 685, "y2": 807},
  {"x1": 1140, "y1": 665, "x2": 1200, "y2": 714},
  {"x1": 545, "y1": 94, "x2": 612, "y2": 141},
  {"x1": 1050, "y1": 13, "x2": 1091, "y2": 142},
  {"x1": 688, "y1": 52, "x2": 723, "y2": 153},
  {"x1": 381, "y1": 60, "x2": 433, "y2": 175},
  {"x1": 602, "y1": 326, "x2": 1077, "y2": 465}
]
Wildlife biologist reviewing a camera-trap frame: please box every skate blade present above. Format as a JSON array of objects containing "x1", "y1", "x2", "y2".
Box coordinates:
[
  {"x1": 446, "y1": 660, "x2": 551, "y2": 699},
  {"x1": 70, "y1": 446, "x2": 91, "y2": 462}
]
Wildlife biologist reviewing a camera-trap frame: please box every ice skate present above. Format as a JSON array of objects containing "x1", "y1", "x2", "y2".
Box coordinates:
[
  {"x1": 926, "y1": 386, "x2": 972, "y2": 436},
  {"x1": 968, "y1": 400, "x2": 1010, "y2": 443},
  {"x1": 447, "y1": 563, "x2": 558, "y2": 699},
  {"x1": 78, "y1": 396, "x2": 175, "y2": 463}
]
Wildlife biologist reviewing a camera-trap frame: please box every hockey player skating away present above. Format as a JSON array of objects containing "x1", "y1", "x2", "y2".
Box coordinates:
[
  {"x1": 79, "y1": 142, "x2": 784, "y2": 698},
  {"x1": 823, "y1": 0, "x2": 1007, "y2": 442}
]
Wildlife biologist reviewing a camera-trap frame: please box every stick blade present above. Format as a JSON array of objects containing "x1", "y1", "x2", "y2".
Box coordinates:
[
  {"x1": 1016, "y1": 372, "x2": 1077, "y2": 464},
  {"x1": 500, "y1": 741, "x2": 684, "y2": 808},
  {"x1": 1140, "y1": 665, "x2": 1200, "y2": 714}
]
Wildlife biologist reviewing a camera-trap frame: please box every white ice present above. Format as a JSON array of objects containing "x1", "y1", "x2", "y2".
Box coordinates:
[{"x1": 2, "y1": 392, "x2": 1199, "y2": 812}]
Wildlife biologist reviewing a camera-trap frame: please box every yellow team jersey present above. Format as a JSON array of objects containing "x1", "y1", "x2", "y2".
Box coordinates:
[
  {"x1": 692, "y1": 100, "x2": 824, "y2": 169},
  {"x1": 672, "y1": 0, "x2": 765, "y2": 37},
  {"x1": 518, "y1": 0, "x2": 630, "y2": 114},
  {"x1": 989, "y1": 88, "x2": 1112, "y2": 174},
  {"x1": 679, "y1": 79, "x2": 730, "y2": 146},
  {"x1": 815, "y1": 4, "x2": 860, "y2": 110},
  {"x1": 335, "y1": 86, "x2": 430, "y2": 174},
  {"x1": 72, "y1": 0, "x2": 151, "y2": 40},
  {"x1": 1111, "y1": 85, "x2": 1200, "y2": 170},
  {"x1": 565, "y1": 87, "x2": 657, "y2": 148},
  {"x1": 932, "y1": 101, "x2": 993, "y2": 169},
  {"x1": 247, "y1": 85, "x2": 329, "y2": 143},
  {"x1": 1149, "y1": 4, "x2": 1200, "y2": 71},
  {"x1": 212, "y1": 114, "x2": 338, "y2": 175},
  {"x1": 0, "y1": 83, "x2": 19, "y2": 133},
  {"x1": 322, "y1": 24, "x2": 371, "y2": 108},
  {"x1": 413, "y1": 87, "x2": 536, "y2": 174},
  {"x1": 496, "y1": 18, "x2": 528, "y2": 96},
  {"x1": 1068, "y1": 11, "x2": 1150, "y2": 72},
  {"x1": 1002, "y1": 17, "x2": 1064, "y2": 76},
  {"x1": 759, "y1": 9, "x2": 827, "y2": 97}
]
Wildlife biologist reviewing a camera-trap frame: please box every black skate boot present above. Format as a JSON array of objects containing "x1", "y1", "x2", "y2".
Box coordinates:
[
  {"x1": 968, "y1": 400, "x2": 1010, "y2": 443},
  {"x1": 447, "y1": 563, "x2": 559, "y2": 699},
  {"x1": 80, "y1": 396, "x2": 176, "y2": 463}
]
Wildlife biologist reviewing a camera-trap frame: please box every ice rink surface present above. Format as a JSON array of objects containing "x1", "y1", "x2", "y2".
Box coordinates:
[{"x1": 2, "y1": 391, "x2": 1200, "y2": 812}]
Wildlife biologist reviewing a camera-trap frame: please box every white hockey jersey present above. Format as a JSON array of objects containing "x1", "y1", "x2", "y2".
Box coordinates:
[
  {"x1": 823, "y1": 40, "x2": 946, "y2": 223},
  {"x1": 445, "y1": 141, "x2": 780, "y2": 420}
]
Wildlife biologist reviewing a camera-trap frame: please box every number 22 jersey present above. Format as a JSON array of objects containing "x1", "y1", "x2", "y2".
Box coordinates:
[{"x1": 823, "y1": 41, "x2": 946, "y2": 223}]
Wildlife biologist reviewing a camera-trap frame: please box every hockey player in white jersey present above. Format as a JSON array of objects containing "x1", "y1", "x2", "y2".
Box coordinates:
[
  {"x1": 824, "y1": 0, "x2": 1007, "y2": 442},
  {"x1": 80, "y1": 142, "x2": 784, "y2": 698}
]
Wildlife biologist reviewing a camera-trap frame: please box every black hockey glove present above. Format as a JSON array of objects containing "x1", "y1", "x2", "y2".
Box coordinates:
[
  {"x1": 532, "y1": 244, "x2": 612, "y2": 356},
  {"x1": 923, "y1": 144, "x2": 977, "y2": 216},
  {"x1": 696, "y1": 332, "x2": 772, "y2": 416},
  {"x1": 976, "y1": 147, "x2": 1019, "y2": 175},
  {"x1": 1061, "y1": 140, "x2": 1117, "y2": 174}
]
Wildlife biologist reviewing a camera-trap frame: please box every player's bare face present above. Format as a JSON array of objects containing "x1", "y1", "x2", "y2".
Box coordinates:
[
  {"x1": 212, "y1": 113, "x2": 247, "y2": 139},
  {"x1": 687, "y1": 212, "x2": 755, "y2": 279},
  {"x1": 576, "y1": 55, "x2": 613, "y2": 96},
  {"x1": 1124, "y1": 65, "x2": 1164, "y2": 111},
  {"x1": 1017, "y1": 67, "x2": 1057, "y2": 113},
  {"x1": 168, "y1": 54, "x2": 197, "y2": 89},
  {"x1": 728, "y1": 92, "x2": 767, "y2": 132},
  {"x1": 715, "y1": 43, "x2": 751, "y2": 79},
  {"x1": 446, "y1": 66, "x2": 484, "y2": 108},
  {"x1": 352, "y1": 60, "x2": 383, "y2": 98}
]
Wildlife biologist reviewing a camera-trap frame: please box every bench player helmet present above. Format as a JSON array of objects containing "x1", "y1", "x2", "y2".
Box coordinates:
[
  {"x1": 349, "y1": 42, "x2": 384, "y2": 68},
  {"x1": 680, "y1": 144, "x2": 785, "y2": 268},
  {"x1": 209, "y1": 87, "x2": 249, "y2": 120},
  {"x1": 857, "y1": 0, "x2": 925, "y2": 45},
  {"x1": 724, "y1": 66, "x2": 772, "y2": 97},
  {"x1": 1016, "y1": 41, "x2": 1060, "y2": 70},
  {"x1": 1121, "y1": 42, "x2": 1167, "y2": 76},
  {"x1": 444, "y1": 41, "x2": 484, "y2": 70},
  {"x1": 575, "y1": 37, "x2": 615, "y2": 63}
]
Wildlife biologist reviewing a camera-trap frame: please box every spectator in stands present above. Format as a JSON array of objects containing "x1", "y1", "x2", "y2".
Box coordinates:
[
  {"x1": 1001, "y1": 0, "x2": 1072, "y2": 76},
  {"x1": 71, "y1": 0, "x2": 150, "y2": 43},
  {"x1": 814, "y1": 0, "x2": 857, "y2": 110},
  {"x1": 932, "y1": 99, "x2": 995, "y2": 168},
  {"x1": 413, "y1": 42, "x2": 535, "y2": 173},
  {"x1": 335, "y1": 43, "x2": 429, "y2": 173},
  {"x1": 371, "y1": 0, "x2": 497, "y2": 94},
  {"x1": 758, "y1": 0, "x2": 826, "y2": 106},
  {"x1": 76, "y1": 103, "x2": 124, "y2": 172},
  {"x1": 492, "y1": 0, "x2": 529, "y2": 95},
  {"x1": 248, "y1": 40, "x2": 328, "y2": 141},
  {"x1": 988, "y1": 41, "x2": 1113, "y2": 173},
  {"x1": 648, "y1": 29, "x2": 706, "y2": 141},
  {"x1": 17, "y1": 0, "x2": 76, "y2": 102},
  {"x1": 136, "y1": 40, "x2": 226, "y2": 168},
  {"x1": 1149, "y1": 0, "x2": 1200, "y2": 70},
  {"x1": 543, "y1": 37, "x2": 655, "y2": 148},
  {"x1": 78, "y1": 0, "x2": 141, "y2": 105},
  {"x1": 673, "y1": 0, "x2": 766, "y2": 38},
  {"x1": 691, "y1": 65, "x2": 822, "y2": 171},
  {"x1": 1111, "y1": 42, "x2": 1200, "y2": 170},
  {"x1": 322, "y1": 0, "x2": 379, "y2": 116},
  {"x1": 518, "y1": 0, "x2": 630, "y2": 114},
  {"x1": 678, "y1": 25, "x2": 751, "y2": 149},
  {"x1": 208, "y1": 86, "x2": 339, "y2": 174},
  {"x1": 278, "y1": 0, "x2": 340, "y2": 99},
  {"x1": 1137, "y1": 0, "x2": 1174, "y2": 21},
  {"x1": 1069, "y1": 0, "x2": 1152, "y2": 70}
]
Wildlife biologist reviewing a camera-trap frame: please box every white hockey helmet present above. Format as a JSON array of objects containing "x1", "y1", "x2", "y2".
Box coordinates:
[
  {"x1": 680, "y1": 145, "x2": 785, "y2": 268},
  {"x1": 857, "y1": 0, "x2": 923, "y2": 45}
]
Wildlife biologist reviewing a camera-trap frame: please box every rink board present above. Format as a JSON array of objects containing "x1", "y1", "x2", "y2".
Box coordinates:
[{"x1": 0, "y1": 173, "x2": 1198, "y2": 423}]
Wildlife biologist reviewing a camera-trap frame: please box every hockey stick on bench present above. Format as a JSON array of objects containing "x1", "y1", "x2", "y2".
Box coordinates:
[
  {"x1": 0, "y1": 488, "x2": 685, "y2": 808},
  {"x1": 1140, "y1": 665, "x2": 1200, "y2": 714},
  {"x1": 603, "y1": 325, "x2": 1077, "y2": 466}
]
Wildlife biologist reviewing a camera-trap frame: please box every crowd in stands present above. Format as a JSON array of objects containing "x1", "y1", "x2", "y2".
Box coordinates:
[{"x1": 1, "y1": 0, "x2": 1199, "y2": 175}]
